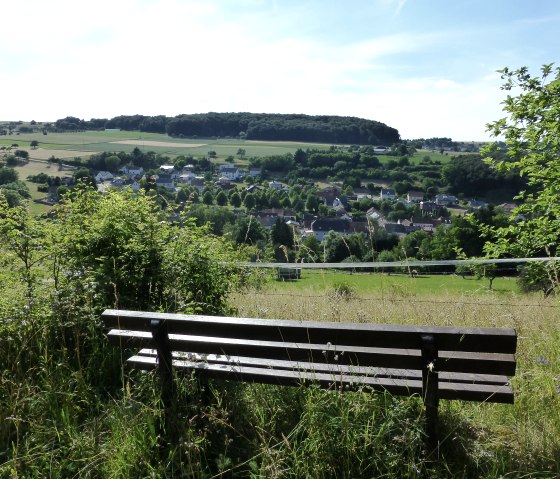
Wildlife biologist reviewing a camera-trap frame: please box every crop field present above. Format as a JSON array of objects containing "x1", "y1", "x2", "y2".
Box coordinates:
[{"x1": 1, "y1": 131, "x2": 340, "y2": 161}]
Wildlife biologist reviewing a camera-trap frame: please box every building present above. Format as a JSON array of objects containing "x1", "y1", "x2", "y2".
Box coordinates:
[
  {"x1": 219, "y1": 165, "x2": 242, "y2": 180},
  {"x1": 310, "y1": 218, "x2": 351, "y2": 241},
  {"x1": 380, "y1": 188, "x2": 396, "y2": 201},
  {"x1": 95, "y1": 171, "x2": 114, "y2": 183},
  {"x1": 407, "y1": 190, "x2": 425, "y2": 203},
  {"x1": 435, "y1": 194, "x2": 458, "y2": 206},
  {"x1": 155, "y1": 174, "x2": 175, "y2": 191}
]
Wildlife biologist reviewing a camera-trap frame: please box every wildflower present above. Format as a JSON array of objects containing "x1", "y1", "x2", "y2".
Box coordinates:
[{"x1": 556, "y1": 385, "x2": 560, "y2": 396}]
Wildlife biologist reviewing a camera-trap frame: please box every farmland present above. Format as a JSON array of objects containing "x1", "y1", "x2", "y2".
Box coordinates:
[
  {"x1": 1, "y1": 130, "x2": 342, "y2": 161},
  {"x1": 1, "y1": 129, "x2": 455, "y2": 165}
]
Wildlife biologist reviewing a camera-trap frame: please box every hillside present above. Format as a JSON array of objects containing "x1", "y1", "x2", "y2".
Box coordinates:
[{"x1": 50, "y1": 113, "x2": 401, "y2": 146}]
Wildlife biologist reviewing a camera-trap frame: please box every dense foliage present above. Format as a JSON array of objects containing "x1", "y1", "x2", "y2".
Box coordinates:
[{"x1": 482, "y1": 64, "x2": 560, "y2": 294}]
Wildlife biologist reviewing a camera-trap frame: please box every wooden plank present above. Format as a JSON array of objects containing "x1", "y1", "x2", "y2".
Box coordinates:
[
  {"x1": 107, "y1": 329, "x2": 516, "y2": 376},
  {"x1": 127, "y1": 354, "x2": 513, "y2": 403},
  {"x1": 102, "y1": 309, "x2": 517, "y2": 354},
  {"x1": 137, "y1": 348, "x2": 512, "y2": 385}
]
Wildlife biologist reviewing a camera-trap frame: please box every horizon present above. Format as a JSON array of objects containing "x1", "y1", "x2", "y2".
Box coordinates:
[{"x1": 2, "y1": 0, "x2": 559, "y2": 141}]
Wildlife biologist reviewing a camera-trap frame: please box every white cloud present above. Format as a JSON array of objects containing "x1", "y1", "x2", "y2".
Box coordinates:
[{"x1": 0, "y1": 1, "x2": 516, "y2": 140}]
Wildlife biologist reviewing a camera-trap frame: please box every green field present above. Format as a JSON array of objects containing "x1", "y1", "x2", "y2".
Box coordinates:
[
  {"x1": 264, "y1": 269, "x2": 519, "y2": 296},
  {"x1": 1, "y1": 130, "x2": 340, "y2": 160},
  {"x1": 1, "y1": 130, "x2": 470, "y2": 165}
]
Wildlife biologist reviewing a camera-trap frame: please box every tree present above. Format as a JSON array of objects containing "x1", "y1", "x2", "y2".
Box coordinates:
[
  {"x1": 298, "y1": 235, "x2": 321, "y2": 262},
  {"x1": 237, "y1": 148, "x2": 246, "y2": 159},
  {"x1": 202, "y1": 190, "x2": 214, "y2": 205},
  {"x1": 482, "y1": 64, "x2": 560, "y2": 294},
  {"x1": 243, "y1": 192, "x2": 255, "y2": 210},
  {"x1": 215, "y1": 190, "x2": 228, "y2": 206},
  {"x1": 229, "y1": 191, "x2": 241, "y2": 208},
  {"x1": 30, "y1": 140, "x2": 39, "y2": 149},
  {"x1": 270, "y1": 218, "x2": 295, "y2": 255},
  {"x1": 322, "y1": 231, "x2": 366, "y2": 263},
  {"x1": 305, "y1": 194, "x2": 319, "y2": 213},
  {"x1": 105, "y1": 155, "x2": 120, "y2": 172},
  {"x1": 0, "y1": 168, "x2": 19, "y2": 185},
  {"x1": 229, "y1": 216, "x2": 266, "y2": 245}
]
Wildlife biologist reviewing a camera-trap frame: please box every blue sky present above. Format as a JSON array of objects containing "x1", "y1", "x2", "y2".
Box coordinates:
[{"x1": 1, "y1": 0, "x2": 559, "y2": 140}]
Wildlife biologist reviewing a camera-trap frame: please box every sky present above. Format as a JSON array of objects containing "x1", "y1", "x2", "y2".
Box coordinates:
[{"x1": 1, "y1": 0, "x2": 559, "y2": 141}]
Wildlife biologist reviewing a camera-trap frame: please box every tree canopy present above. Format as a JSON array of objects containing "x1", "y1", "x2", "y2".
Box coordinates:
[
  {"x1": 56, "y1": 112, "x2": 400, "y2": 145},
  {"x1": 482, "y1": 64, "x2": 560, "y2": 292}
]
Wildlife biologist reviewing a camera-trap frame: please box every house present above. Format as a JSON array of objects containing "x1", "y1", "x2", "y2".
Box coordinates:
[
  {"x1": 178, "y1": 172, "x2": 195, "y2": 183},
  {"x1": 219, "y1": 165, "x2": 242, "y2": 180},
  {"x1": 349, "y1": 216, "x2": 371, "y2": 235},
  {"x1": 248, "y1": 167, "x2": 262, "y2": 177},
  {"x1": 182, "y1": 164, "x2": 196, "y2": 173},
  {"x1": 110, "y1": 177, "x2": 125, "y2": 188},
  {"x1": 246, "y1": 184, "x2": 260, "y2": 193},
  {"x1": 380, "y1": 188, "x2": 396, "y2": 201},
  {"x1": 310, "y1": 218, "x2": 351, "y2": 241},
  {"x1": 399, "y1": 217, "x2": 439, "y2": 233},
  {"x1": 120, "y1": 166, "x2": 144, "y2": 179},
  {"x1": 435, "y1": 194, "x2": 458, "y2": 206},
  {"x1": 373, "y1": 147, "x2": 388, "y2": 154},
  {"x1": 95, "y1": 171, "x2": 114, "y2": 183},
  {"x1": 366, "y1": 207, "x2": 383, "y2": 221},
  {"x1": 419, "y1": 201, "x2": 439, "y2": 214},
  {"x1": 407, "y1": 191, "x2": 424, "y2": 203},
  {"x1": 160, "y1": 165, "x2": 176, "y2": 174},
  {"x1": 156, "y1": 174, "x2": 175, "y2": 191},
  {"x1": 469, "y1": 199, "x2": 488, "y2": 209},
  {"x1": 317, "y1": 186, "x2": 341, "y2": 205},
  {"x1": 190, "y1": 176, "x2": 205, "y2": 192},
  {"x1": 126, "y1": 179, "x2": 140, "y2": 192},
  {"x1": 269, "y1": 180, "x2": 283, "y2": 191}
]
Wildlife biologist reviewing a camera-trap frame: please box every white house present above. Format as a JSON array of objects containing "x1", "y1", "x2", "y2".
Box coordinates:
[
  {"x1": 95, "y1": 171, "x2": 114, "y2": 183},
  {"x1": 120, "y1": 166, "x2": 144, "y2": 179},
  {"x1": 269, "y1": 180, "x2": 283, "y2": 191},
  {"x1": 178, "y1": 172, "x2": 195, "y2": 183},
  {"x1": 219, "y1": 165, "x2": 242, "y2": 180}
]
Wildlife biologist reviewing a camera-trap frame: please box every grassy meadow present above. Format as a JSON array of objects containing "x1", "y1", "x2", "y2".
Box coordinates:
[{"x1": 1, "y1": 254, "x2": 559, "y2": 477}]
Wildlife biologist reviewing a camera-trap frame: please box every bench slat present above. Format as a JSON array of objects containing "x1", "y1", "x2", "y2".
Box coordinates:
[
  {"x1": 136, "y1": 348, "x2": 512, "y2": 385},
  {"x1": 107, "y1": 329, "x2": 516, "y2": 376},
  {"x1": 126, "y1": 354, "x2": 513, "y2": 403},
  {"x1": 102, "y1": 309, "x2": 517, "y2": 354}
]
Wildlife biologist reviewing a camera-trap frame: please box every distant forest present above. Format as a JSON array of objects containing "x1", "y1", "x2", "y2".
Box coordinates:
[{"x1": 53, "y1": 113, "x2": 400, "y2": 145}]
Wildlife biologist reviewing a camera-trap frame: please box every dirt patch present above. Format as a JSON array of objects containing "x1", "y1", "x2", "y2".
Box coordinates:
[
  {"x1": 28, "y1": 148, "x2": 94, "y2": 160},
  {"x1": 111, "y1": 140, "x2": 207, "y2": 148}
]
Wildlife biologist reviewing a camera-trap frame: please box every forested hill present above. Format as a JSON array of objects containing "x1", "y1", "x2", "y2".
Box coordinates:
[{"x1": 55, "y1": 113, "x2": 400, "y2": 145}]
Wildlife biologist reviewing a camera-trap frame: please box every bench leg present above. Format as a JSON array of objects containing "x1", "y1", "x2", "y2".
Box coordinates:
[{"x1": 421, "y1": 334, "x2": 439, "y2": 455}]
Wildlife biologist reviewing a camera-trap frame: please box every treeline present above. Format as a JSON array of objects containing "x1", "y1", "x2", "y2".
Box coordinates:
[{"x1": 54, "y1": 113, "x2": 400, "y2": 145}]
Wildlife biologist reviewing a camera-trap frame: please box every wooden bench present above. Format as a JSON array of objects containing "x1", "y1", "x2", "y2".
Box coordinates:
[{"x1": 102, "y1": 309, "x2": 517, "y2": 450}]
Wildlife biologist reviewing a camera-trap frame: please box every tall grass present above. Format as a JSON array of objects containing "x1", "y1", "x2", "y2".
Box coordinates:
[{"x1": 1, "y1": 269, "x2": 559, "y2": 478}]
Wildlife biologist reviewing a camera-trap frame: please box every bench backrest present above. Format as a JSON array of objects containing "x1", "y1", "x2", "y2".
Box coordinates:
[{"x1": 103, "y1": 309, "x2": 516, "y2": 377}]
